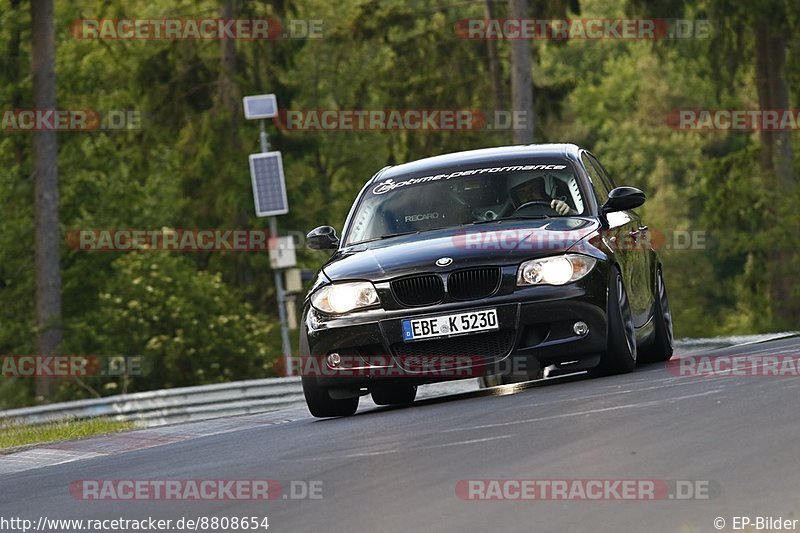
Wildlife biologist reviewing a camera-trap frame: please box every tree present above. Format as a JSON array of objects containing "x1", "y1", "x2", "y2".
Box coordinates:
[
  {"x1": 628, "y1": 0, "x2": 800, "y2": 328},
  {"x1": 31, "y1": 0, "x2": 61, "y2": 400},
  {"x1": 484, "y1": 0, "x2": 504, "y2": 112},
  {"x1": 509, "y1": 0, "x2": 534, "y2": 143},
  {"x1": 753, "y1": 13, "x2": 796, "y2": 326}
]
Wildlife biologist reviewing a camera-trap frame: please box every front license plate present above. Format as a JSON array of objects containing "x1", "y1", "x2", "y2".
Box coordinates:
[{"x1": 401, "y1": 309, "x2": 499, "y2": 342}]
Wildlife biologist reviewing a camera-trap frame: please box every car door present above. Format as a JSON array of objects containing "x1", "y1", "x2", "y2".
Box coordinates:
[
  {"x1": 586, "y1": 153, "x2": 653, "y2": 328},
  {"x1": 580, "y1": 153, "x2": 634, "y2": 319}
]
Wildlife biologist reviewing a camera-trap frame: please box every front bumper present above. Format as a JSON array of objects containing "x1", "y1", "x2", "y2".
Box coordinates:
[{"x1": 299, "y1": 265, "x2": 609, "y2": 389}]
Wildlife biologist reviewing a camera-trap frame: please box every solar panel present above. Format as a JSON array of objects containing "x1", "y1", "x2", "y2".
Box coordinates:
[
  {"x1": 249, "y1": 152, "x2": 289, "y2": 216},
  {"x1": 243, "y1": 94, "x2": 278, "y2": 119}
]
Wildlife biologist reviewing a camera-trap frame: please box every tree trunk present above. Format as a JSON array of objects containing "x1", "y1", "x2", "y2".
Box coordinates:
[
  {"x1": 509, "y1": 0, "x2": 533, "y2": 144},
  {"x1": 484, "y1": 0, "x2": 503, "y2": 112},
  {"x1": 7, "y1": 0, "x2": 25, "y2": 167},
  {"x1": 754, "y1": 19, "x2": 796, "y2": 328},
  {"x1": 31, "y1": 0, "x2": 62, "y2": 400},
  {"x1": 219, "y1": 0, "x2": 240, "y2": 131}
]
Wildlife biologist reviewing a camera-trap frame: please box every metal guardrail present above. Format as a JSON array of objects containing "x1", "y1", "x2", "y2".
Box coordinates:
[
  {"x1": 0, "y1": 332, "x2": 794, "y2": 429},
  {"x1": 0, "y1": 377, "x2": 304, "y2": 428},
  {"x1": 672, "y1": 332, "x2": 797, "y2": 353}
]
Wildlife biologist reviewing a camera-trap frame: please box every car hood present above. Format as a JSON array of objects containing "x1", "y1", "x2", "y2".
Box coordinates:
[{"x1": 322, "y1": 217, "x2": 600, "y2": 282}]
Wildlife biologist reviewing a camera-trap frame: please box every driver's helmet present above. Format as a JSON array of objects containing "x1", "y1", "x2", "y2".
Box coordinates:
[{"x1": 508, "y1": 175, "x2": 548, "y2": 204}]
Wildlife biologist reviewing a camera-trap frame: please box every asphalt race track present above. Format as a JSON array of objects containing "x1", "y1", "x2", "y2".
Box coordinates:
[{"x1": 2, "y1": 336, "x2": 799, "y2": 533}]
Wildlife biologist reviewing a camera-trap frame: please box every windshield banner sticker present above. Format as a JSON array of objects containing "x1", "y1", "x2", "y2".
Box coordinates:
[{"x1": 371, "y1": 164, "x2": 567, "y2": 195}]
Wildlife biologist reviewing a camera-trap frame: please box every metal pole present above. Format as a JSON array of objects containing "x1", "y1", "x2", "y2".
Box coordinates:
[
  {"x1": 260, "y1": 120, "x2": 293, "y2": 375},
  {"x1": 259, "y1": 119, "x2": 269, "y2": 153}
]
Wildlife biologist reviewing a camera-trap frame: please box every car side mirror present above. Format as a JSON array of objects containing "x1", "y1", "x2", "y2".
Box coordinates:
[
  {"x1": 602, "y1": 187, "x2": 646, "y2": 214},
  {"x1": 306, "y1": 226, "x2": 340, "y2": 250}
]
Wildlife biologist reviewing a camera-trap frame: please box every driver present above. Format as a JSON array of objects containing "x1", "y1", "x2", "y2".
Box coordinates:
[{"x1": 512, "y1": 176, "x2": 576, "y2": 216}]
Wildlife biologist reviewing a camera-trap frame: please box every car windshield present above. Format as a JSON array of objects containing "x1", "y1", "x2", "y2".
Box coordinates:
[{"x1": 345, "y1": 159, "x2": 585, "y2": 245}]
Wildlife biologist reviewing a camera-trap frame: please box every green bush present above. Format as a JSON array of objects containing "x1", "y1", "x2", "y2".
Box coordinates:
[{"x1": 65, "y1": 252, "x2": 276, "y2": 396}]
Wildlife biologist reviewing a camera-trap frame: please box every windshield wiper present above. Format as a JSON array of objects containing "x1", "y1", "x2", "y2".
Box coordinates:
[
  {"x1": 471, "y1": 215, "x2": 550, "y2": 225},
  {"x1": 349, "y1": 231, "x2": 420, "y2": 245}
]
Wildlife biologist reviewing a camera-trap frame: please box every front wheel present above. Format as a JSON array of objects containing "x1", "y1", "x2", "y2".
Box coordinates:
[
  {"x1": 590, "y1": 267, "x2": 637, "y2": 377},
  {"x1": 302, "y1": 376, "x2": 359, "y2": 418}
]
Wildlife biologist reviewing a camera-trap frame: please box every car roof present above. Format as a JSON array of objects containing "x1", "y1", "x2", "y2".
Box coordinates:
[{"x1": 372, "y1": 143, "x2": 583, "y2": 183}]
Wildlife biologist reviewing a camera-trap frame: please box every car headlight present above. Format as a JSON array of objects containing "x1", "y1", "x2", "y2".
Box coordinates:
[
  {"x1": 310, "y1": 281, "x2": 380, "y2": 314},
  {"x1": 517, "y1": 254, "x2": 597, "y2": 286}
]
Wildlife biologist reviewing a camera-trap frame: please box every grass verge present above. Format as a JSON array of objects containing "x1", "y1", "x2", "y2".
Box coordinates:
[{"x1": 0, "y1": 418, "x2": 136, "y2": 450}]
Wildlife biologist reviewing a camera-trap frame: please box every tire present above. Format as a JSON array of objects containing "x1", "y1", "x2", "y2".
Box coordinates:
[
  {"x1": 371, "y1": 384, "x2": 417, "y2": 406},
  {"x1": 640, "y1": 267, "x2": 674, "y2": 363},
  {"x1": 590, "y1": 267, "x2": 637, "y2": 376},
  {"x1": 302, "y1": 376, "x2": 359, "y2": 418}
]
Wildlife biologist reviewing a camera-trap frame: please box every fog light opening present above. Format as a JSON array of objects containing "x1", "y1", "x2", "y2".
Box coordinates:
[
  {"x1": 327, "y1": 352, "x2": 342, "y2": 368},
  {"x1": 573, "y1": 321, "x2": 589, "y2": 336}
]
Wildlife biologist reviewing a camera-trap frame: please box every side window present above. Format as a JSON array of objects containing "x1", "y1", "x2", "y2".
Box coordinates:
[
  {"x1": 581, "y1": 153, "x2": 611, "y2": 206},
  {"x1": 588, "y1": 154, "x2": 617, "y2": 192}
]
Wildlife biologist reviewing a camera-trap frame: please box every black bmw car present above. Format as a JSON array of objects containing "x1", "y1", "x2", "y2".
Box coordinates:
[{"x1": 300, "y1": 144, "x2": 673, "y2": 417}]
